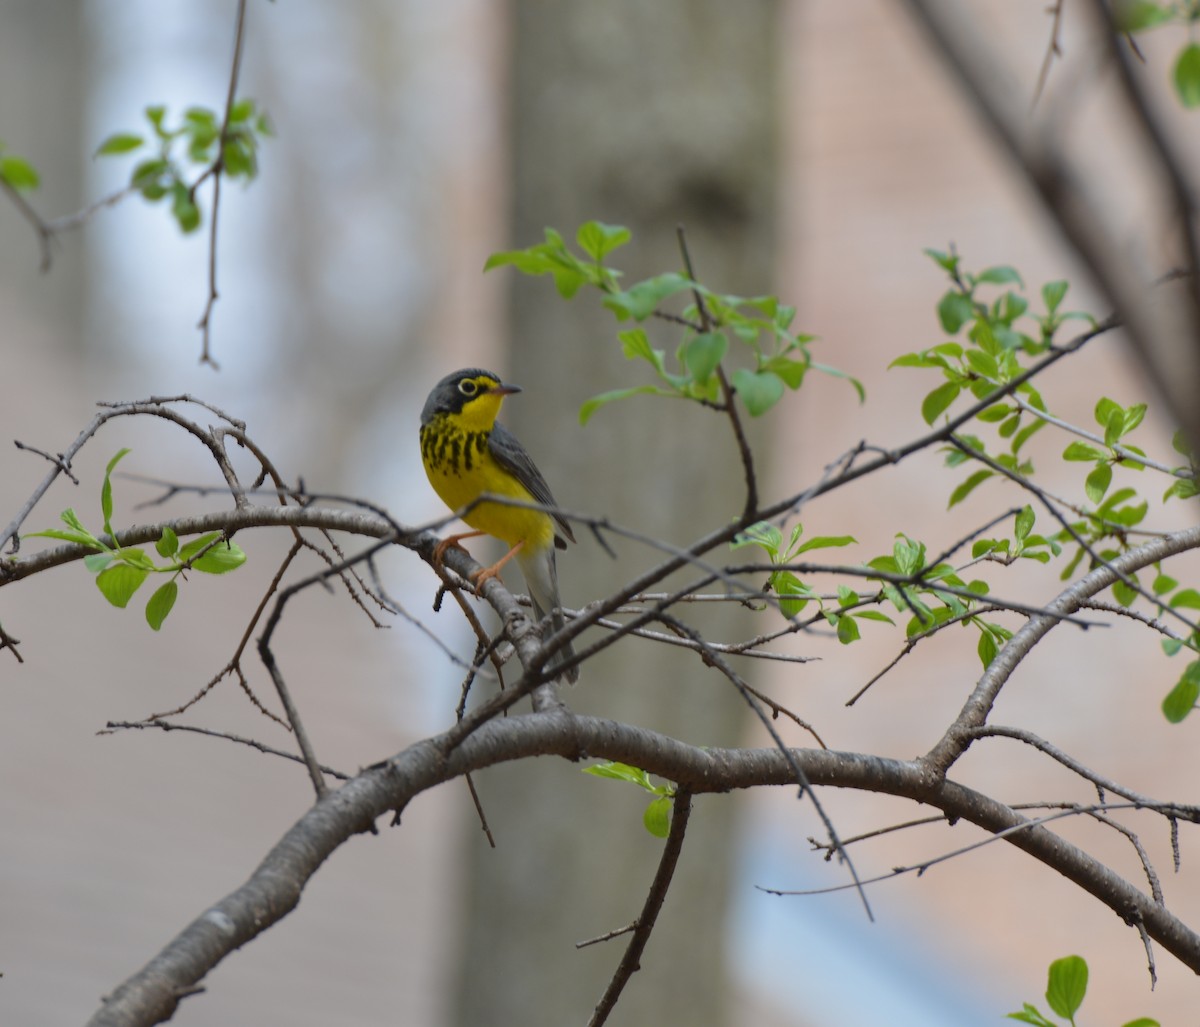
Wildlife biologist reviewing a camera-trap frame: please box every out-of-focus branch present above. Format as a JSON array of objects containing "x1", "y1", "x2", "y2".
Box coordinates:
[{"x1": 902, "y1": 0, "x2": 1200, "y2": 453}]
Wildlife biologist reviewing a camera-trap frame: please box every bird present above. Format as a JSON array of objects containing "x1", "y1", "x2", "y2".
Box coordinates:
[{"x1": 419, "y1": 367, "x2": 578, "y2": 682}]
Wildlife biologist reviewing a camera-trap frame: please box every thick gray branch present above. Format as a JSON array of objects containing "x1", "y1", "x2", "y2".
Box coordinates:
[{"x1": 88, "y1": 711, "x2": 1200, "y2": 1026}]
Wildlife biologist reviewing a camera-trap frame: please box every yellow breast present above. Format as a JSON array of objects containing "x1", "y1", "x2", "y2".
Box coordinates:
[{"x1": 421, "y1": 418, "x2": 555, "y2": 550}]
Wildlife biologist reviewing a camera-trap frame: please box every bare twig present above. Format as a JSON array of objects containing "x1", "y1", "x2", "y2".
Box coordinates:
[
  {"x1": 194, "y1": 0, "x2": 250, "y2": 369},
  {"x1": 587, "y1": 789, "x2": 693, "y2": 1027},
  {"x1": 676, "y1": 224, "x2": 759, "y2": 521},
  {"x1": 101, "y1": 719, "x2": 349, "y2": 780},
  {"x1": 1032, "y1": 0, "x2": 1067, "y2": 107}
]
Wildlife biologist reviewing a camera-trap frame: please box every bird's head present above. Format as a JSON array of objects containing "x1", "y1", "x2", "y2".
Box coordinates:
[{"x1": 421, "y1": 368, "x2": 522, "y2": 431}]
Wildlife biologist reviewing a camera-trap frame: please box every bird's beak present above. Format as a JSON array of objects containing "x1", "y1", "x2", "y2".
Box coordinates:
[{"x1": 492, "y1": 382, "x2": 522, "y2": 397}]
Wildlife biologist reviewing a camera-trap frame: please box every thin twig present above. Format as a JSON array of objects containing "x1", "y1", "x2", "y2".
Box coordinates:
[
  {"x1": 587, "y1": 789, "x2": 693, "y2": 1027},
  {"x1": 1031, "y1": 0, "x2": 1067, "y2": 107},
  {"x1": 195, "y1": 0, "x2": 249, "y2": 369},
  {"x1": 101, "y1": 719, "x2": 349, "y2": 780},
  {"x1": 676, "y1": 224, "x2": 759, "y2": 521}
]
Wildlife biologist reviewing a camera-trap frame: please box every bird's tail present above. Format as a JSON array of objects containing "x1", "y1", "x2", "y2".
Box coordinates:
[{"x1": 517, "y1": 546, "x2": 579, "y2": 683}]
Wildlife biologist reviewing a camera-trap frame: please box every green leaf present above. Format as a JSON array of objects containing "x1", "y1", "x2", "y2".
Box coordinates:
[
  {"x1": 118, "y1": 548, "x2": 158, "y2": 572},
  {"x1": 170, "y1": 181, "x2": 201, "y2": 233},
  {"x1": 978, "y1": 628, "x2": 998, "y2": 668},
  {"x1": 892, "y1": 536, "x2": 925, "y2": 576},
  {"x1": 963, "y1": 349, "x2": 998, "y2": 379},
  {"x1": 731, "y1": 369, "x2": 785, "y2": 416},
  {"x1": 732, "y1": 522, "x2": 782, "y2": 553},
  {"x1": 191, "y1": 540, "x2": 247, "y2": 574},
  {"x1": 222, "y1": 135, "x2": 256, "y2": 179},
  {"x1": 0, "y1": 154, "x2": 39, "y2": 192},
  {"x1": 948, "y1": 469, "x2": 993, "y2": 508},
  {"x1": 1041, "y1": 279, "x2": 1068, "y2": 313},
  {"x1": 177, "y1": 531, "x2": 223, "y2": 563},
  {"x1": 1163, "y1": 668, "x2": 1200, "y2": 722},
  {"x1": 618, "y1": 327, "x2": 661, "y2": 366},
  {"x1": 1175, "y1": 43, "x2": 1200, "y2": 109},
  {"x1": 771, "y1": 571, "x2": 814, "y2": 617},
  {"x1": 576, "y1": 220, "x2": 630, "y2": 261},
  {"x1": 974, "y1": 265, "x2": 1023, "y2": 287},
  {"x1": 131, "y1": 157, "x2": 170, "y2": 198},
  {"x1": 24, "y1": 527, "x2": 104, "y2": 549},
  {"x1": 1112, "y1": 576, "x2": 1139, "y2": 608},
  {"x1": 643, "y1": 796, "x2": 672, "y2": 838},
  {"x1": 924, "y1": 247, "x2": 960, "y2": 274},
  {"x1": 937, "y1": 290, "x2": 975, "y2": 334},
  {"x1": 145, "y1": 580, "x2": 178, "y2": 631},
  {"x1": 1085, "y1": 462, "x2": 1112, "y2": 504},
  {"x1": 1119, "y1": 1019, "x2": 1160, "y2": 1027},
  {"x1": 1170, "y1": 588, "x2": 1200, "y2": 610},
  {"x1": 583, "y1": 761, "x2": 652, "y2": 789},
  {"x1": 1117, "y1": 0, "x2": 1173, "y2": 31},
  {"x1": 920, "y1": 381, "x2": 961, "y2": 425},
  {"x1": 1045, "y1": 955, "x2": 1088, "y2": 1019},
  {"x1": 835, "y1": 613, "x2": 860, "y2": 644},
  {"x1": 1062, "y1": 441, "x2": 1107, "y2": 462},
  {"x1": 605, "y1": 272, "x2": 694, "y2": 321},
  {"x1": 228, "y1": 97, "x2": 255, "y2": 123},
  {"x1": 976, "y1": 403, "x2": 1012, "y2": 424},
  {"x1": 579, "y1": 385, "x2": 668, "y2": 425},
  {"x1": 1015, "y1": 505, "x2": 1035, "y2": 541},
  {"x1": 83, "y1": 552, "x2": 115, "y2": 573},
  {"x1": 1123, "y1": 403, "x2": 1147, "y2": 435},
  {"x1": 794, "y1": 534, "x2": 856, "y2": 555},
  {"x1": 762, "y1": 354, "x2": 808, "y2": 389},
  {"x1": 156, "y1": 526, "x2": 179, "y2": 558},
  {"x1": 1152, "y1": 573, "x2": 1178, "y2": 596},
  {"x1": 1006, "y1": 1005, "x2": 1057, "y2": 1027},
  {"x1": 101, "y1": 448, "x2": 132, "y2": 537},
  {"x1": 94, "y1": 132, "x2": 144, "y2": 157},
  {"x1": 95, "y1": 563, "x2": 149, "y2": 609},
  {"x1": 681, "y1": 331, "x2": 727, "y2": 385},
  {"x1": 144, "y1": 104, "x2": 168, "y2": 134}
]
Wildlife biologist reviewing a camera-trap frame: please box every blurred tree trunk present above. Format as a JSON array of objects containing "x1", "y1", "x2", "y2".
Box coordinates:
[{"x1": 453, "y1": 3, "x2": 781, "y2": 1025}]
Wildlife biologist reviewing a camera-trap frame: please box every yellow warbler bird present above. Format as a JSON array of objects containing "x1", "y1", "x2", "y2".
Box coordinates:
[{"x1": 420, "y1": 368, "x2": 578, "y2": 682}]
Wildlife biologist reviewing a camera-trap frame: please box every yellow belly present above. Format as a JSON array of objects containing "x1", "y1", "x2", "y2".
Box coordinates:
[{"x1": 422, "y1": 423, "x2": 555, "y2": 550}]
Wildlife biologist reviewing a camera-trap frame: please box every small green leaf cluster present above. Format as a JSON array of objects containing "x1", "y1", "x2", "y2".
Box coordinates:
[
  {"x1": 0, "y1": 140, "x2": 39, "y2": 193},
  {"x1": 485, "y1": 222, "x2": 863, "y2": 424},
  {"x1": 893, "y1": 254, "x2": 1097, "y2": 510},
  {"x1": 730, "y1": 521, "x2": 860, "y2": 625},
  {"x1": 582, "y1": 761, "x2": 676, "y2": 838},
  {"x1": 1061, "y1": 397, "x2": 1148, "y2": 505},
  {"x1": 95, "y1": 100, "x2": 271, "y2": 233},
  {"x1": 867, "y1": 534, "x2": 1005, "y2": 668},
  {"x1": 972, "y1": 504, "x2": 1062, "y2": 566},
  {"x1": 1158, "y1": 581, "x2": 1200, "y2": 722},
  {"x1": 896, "y1": 250, "x2": 1200, "y2": 617},
  {"x1": 24, "y1": 449, "x2": 246, "y2": 631},
  {"x1": 1118, "y1": 1, "x2": 1200, "y2": 109},
  {"x1": 1164, "y1": 429, "x2": 1199, "y2": 501},
  {"x1": 1008, "y1": 953, "x2": 1157, "y2": 1027}
]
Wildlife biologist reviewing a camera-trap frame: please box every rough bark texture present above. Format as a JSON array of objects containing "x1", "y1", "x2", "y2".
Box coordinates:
[{"x1": 452, "y1": 3, "x2": 781, "y2": 1025}]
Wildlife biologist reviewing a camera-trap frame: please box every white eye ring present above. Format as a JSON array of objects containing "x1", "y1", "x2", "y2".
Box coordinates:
[{"x1": 458, "y1": 380, "x2": 478, "y2": 396}]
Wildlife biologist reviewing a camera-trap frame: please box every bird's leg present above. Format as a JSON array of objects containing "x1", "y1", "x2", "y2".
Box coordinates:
[
  {"x1": 433, "y1": 530, "x2": 486, "y2": 569},
  {"x1": 471, "y1": 539, "x2": 525, "y2": 592}
]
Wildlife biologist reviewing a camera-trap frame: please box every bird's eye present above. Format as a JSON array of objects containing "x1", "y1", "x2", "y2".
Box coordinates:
[{"x1": 458, "y1": 380, "x2": 478, "y2": 397}]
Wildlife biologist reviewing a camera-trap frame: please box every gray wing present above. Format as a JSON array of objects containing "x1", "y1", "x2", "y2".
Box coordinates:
[{"x1": 489, "y1": 421, "x2": 576, "y2": 547}]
